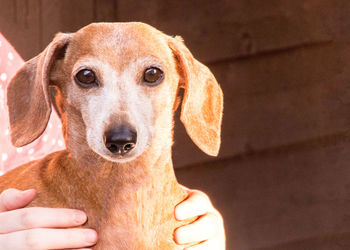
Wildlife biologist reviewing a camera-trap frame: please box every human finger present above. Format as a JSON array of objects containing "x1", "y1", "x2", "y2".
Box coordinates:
[
  {"x1": 184, "y1": 235, "x2": 225, "y2": 250},
  {"x1": 175, "y1": 189, "x2": 212, "y2": 221},
  {"x1": 0, "y1": 189, "x2": 36, "y2": 212},
  {"x1": 0, "y1": 207, "x2": 87, "y2": 234},
  {"x1": 174, "y1": 212, "x2": 219, "y2": 244},
  {"x1": 0, "y1": 228, "x2": 98, "y2": 250}
]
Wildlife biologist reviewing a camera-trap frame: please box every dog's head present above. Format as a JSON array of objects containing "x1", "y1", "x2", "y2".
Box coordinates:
[{"x1": 7, "y1": 23, "x2": 223, "y2": 164}]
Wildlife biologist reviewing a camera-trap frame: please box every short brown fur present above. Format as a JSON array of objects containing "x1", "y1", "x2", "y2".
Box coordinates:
[{"x1": 0, "y1": 22, "x2": 223, "y2": 249}]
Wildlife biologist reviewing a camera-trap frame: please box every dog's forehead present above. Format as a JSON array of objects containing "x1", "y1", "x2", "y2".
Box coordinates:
[{"x1": 68, "y1": 23, "x2": 172, "y2": 66}]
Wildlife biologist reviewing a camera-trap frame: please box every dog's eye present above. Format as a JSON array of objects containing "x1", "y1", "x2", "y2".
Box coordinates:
[
  {"x1": 143, "y1": 67, "x2": 164, "y2": 86},
  {"x1": 75, "y1": 69, "x2": 98, "y2": 88}
]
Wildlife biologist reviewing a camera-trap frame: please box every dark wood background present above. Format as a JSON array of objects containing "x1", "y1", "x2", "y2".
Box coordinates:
[{"x1": 2, "y1": 0, "x2": 350, "y2": 249}]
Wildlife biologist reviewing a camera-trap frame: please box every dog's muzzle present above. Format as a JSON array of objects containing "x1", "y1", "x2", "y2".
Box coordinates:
[{"x1": 104, "y1": 125, "x2": 137, "y2": 156}]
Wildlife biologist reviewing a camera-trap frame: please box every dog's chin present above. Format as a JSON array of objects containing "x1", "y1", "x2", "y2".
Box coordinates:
[
  {"x1": 100, "y1": 153, "x2": 138, "y2": 163},
  {"x1": 92, "y1": 146, "x2": 146, "y2": 164},
  {"x1": 87, "y1": 136, "x2": 151, "y2": 164}
]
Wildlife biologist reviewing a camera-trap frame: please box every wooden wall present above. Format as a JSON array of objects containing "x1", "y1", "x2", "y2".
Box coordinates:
[{"x1": 2, "y1": 0, "x2": 350, "y2": 249}]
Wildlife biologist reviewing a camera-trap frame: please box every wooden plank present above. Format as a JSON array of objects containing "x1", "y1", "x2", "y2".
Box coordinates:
[
  {"x1": 0, "y1": 0, "x2": 42, "y2": 60},
  {"x1": 41, "y1": 0, "x2": 118, "y2": 56},
  {"x1": 59, "y1": 0, "x2": 95, "y2": 33},
  {"x1": 94, "y1": 0, "x2": 118, "y2": 22},
  {"x1": 176, "y1": 136, "x2": 350, "y2": 249},
  {"x1": 173, "y1": 42, "x2": 350, "y2": 167},
  {"x1": 41, "y1": 0, "x2": 65, "y2": 49},
  {"x1": 117, "y1": 0, "x2": 350, "y2": 62},
  {"x1": 3, "y1": 0, "x2": 350, "y2": 61},
  {"x1": 5, "y1": 0, "x2": 119, "y2": 59}
]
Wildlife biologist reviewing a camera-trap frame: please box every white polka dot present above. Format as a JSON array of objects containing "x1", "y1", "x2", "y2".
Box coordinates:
[
  {"x1": 0, "y1": 40, "x2": 2, "y2": 47},
  {"x1": 58, "y1": 139, "x2": 64, "y2": 147},
  {"x1": 28, "y1": 148, "x2": 34, "y2": 155},
  {"x1": 0, "y1": 170, "x2": 4, "y2": 176},
  {"x1": 43, "y1": 135, "x2": 48, "y2": 142},
  {"x1": 58, "y1": 124, "x2": 62, "y2": 129},
  {"x1": 48, "y1": 122, "x2": 52, "y2": 129},
  {"x1": 4, "y1": 129, "x2": 9, "y2": 136},
  {"x1": 16, "y1": 147, "x2": 23, "y2": 153},
  {"x1": 0, "y1": 73, "x2": 7, "y2": 82},
  {"x1": 2, "y1": 153, "x2": 8, "y2": 161},
  {"x1": 8, "y1": 52, "x2": 14, "y2": 60},
  {"x1": 51, "y1": 139, "x2": 56, "y2": 145}
]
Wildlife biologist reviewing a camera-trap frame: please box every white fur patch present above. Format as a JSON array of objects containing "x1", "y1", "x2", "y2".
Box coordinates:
[{"x1": 69, "y1": 57, "x2": 158, "y2": 162}]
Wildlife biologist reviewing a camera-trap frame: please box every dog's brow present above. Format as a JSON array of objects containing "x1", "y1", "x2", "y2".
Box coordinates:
[
  {"x1": 73, "y1": 57, "x2": 109, "y2": 72},
  {"x1": 73, "y1": 56, "x2": 165, "y2": 75},
  {"x1": 136, "y1": 55, "x2": 164, "y2": 67}
]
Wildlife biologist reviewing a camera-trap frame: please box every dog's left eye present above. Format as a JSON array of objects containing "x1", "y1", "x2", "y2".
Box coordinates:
[
  {"x1": 74, "y1": 69, "x2": 98, "y2": 88},
  {"x1": 143, "y1": 67, "x2": 164, "y2": 86}
]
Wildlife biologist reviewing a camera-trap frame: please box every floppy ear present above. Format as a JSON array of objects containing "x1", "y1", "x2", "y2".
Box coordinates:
[
  {"x1": 7, "y1": 33, "x2": 71, "y2": 147},
  {"x1": 169, "y1": 36, "x2": 223, "y2": 156}
]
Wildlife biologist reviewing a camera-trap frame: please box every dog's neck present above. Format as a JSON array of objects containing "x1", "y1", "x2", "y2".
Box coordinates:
[
  {"x1": 78, "y1": 147, "x2": 176, "y2": 196},
  {"x1": 46, "y1": 144, "x2": 183, "y2": 216},
  {"x1": 41, "y1": 144, "x2": 187, "y2": 247}
]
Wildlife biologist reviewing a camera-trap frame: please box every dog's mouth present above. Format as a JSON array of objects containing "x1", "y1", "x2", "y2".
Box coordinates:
[
  {"x1": 89, "y1": 142, "x2": 138, "y2": 163},
  {"x1": 103, "y1": 152, "x2": 137, "y2": 162}
]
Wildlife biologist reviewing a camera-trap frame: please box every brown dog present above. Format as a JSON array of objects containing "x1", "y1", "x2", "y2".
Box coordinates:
[{"x1": 0, "y1": 22, "x2": 223, "y2": 249}]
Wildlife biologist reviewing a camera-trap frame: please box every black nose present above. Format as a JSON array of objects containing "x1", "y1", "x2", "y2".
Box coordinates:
[{"x1": 104, "y1": 125, "x2": 137, "y2": 155}]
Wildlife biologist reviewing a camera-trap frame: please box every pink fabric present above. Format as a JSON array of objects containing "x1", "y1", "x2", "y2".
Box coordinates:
[{"x1": 0, "y1": 33, "x2": 65, "y2": 175}]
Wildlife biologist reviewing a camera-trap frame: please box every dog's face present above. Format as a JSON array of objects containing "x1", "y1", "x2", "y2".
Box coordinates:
[
  {"x1": 51, "y1": 23, "x2": 179, "y2": 163},
  {"x1": 7, "y1": 22, "x2": 223, "y2": 165}
]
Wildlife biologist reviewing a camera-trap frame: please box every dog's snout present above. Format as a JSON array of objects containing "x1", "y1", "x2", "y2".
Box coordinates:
[{"x1": 104, "y1": 125, "x2": 137, "y2": 155}]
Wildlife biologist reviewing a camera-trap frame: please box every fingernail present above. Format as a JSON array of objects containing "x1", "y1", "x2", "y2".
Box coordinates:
[
  {"x1": 21, "y1": 189, "x2": 36, "y2": 195},
  {"x1": 85, "y1": 230, "x2": 98, "y2": 244},
  {"x1": 175, "y1": 205, "x2": 188, "y2": 220},
  {"x1": 19, "y1": 189, "x2": 36, "y2": 199},
  {"x1": 174, "y1": 227, "x2": 189, "y2": 245},
  {"x1": 74, "y1": 210, "x2": 87, "y2": 224}
]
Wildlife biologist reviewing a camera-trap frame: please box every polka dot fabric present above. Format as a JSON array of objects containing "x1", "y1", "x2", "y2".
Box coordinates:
[{"x1": 0, "y1": 33, "x2": 65, "y2": 175}]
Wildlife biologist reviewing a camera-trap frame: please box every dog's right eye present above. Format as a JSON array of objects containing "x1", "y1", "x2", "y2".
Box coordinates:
[
  {"x1": 143, "y1": 67, "x2": 164, "y2": 86},
  {"x1": 74, "y1": 69, "x2": 98, "y2": 88}
]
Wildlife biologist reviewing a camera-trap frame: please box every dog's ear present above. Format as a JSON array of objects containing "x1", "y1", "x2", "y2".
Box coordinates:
[
  {"x1": 169, "y1": 36, "x2": 223, "y2": 156},
  {"x1": 7, "y1": 33, "x2": 71, "y2": 147}
]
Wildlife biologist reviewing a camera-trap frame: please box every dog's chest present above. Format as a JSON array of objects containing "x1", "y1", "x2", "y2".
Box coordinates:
[
  {"x1": 86, "y1": 185, "x2": 186, "y2": 250},
  {"x1": 28, "y1": 152, "x2": 187, "y2": 249},
  {"x1": 91, "y1": 204, "x2": 181, "y2": 250}
]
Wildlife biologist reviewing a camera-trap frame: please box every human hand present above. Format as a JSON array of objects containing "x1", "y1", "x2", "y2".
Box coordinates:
[
  {"x1": 0, "y1": 188, "x2": 97, "y2": 250},
  {"x1": 174, "y1": 186, "x2": 226, "y2": 249}
]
